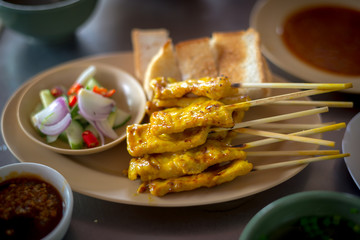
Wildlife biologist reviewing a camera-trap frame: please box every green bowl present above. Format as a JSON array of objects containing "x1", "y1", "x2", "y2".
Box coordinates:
[
  {"x1": 240, "y1": 191, "x2": 360, "y2": 240},
  {"x1": 0, "y1": 0, "x2": 98, "y2": 42}
]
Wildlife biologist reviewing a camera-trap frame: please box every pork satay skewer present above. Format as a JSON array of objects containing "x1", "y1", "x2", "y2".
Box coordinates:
[
  {"x1": 150, "y1": 88, "x2": 343, "y2": 135},
  {"x1": 128, "y1": 123, "x2": 345, "y2": 181},
  {"x1": 127, "y1": 107, "x2": 329, "y2": 156},
  {"x1": 138, "y1": 153, "x2": 349, "y2": 197},
  {"x1": 150, "y1": 76, "x2": 352, "y2": 100},
  {"x1": 149, "y1": 97, "x2": 352, "y2": 110},
  {"x1": 128, "y1": 135, "x2": 341, "y2": 182}
]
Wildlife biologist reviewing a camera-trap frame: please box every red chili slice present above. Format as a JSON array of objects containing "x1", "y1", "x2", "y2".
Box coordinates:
[{"x1": 82, "y1": 130, "x2": 99, "y2": 148}]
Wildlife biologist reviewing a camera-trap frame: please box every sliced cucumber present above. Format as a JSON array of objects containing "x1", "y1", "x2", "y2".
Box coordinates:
[
  {"x1": 85, "y1": 124, "x2": 99, "y2": 138},
  {"x1": 46, "y1": 134, "x2": 58, "y2": 143},
  {"x1": 70, "y1": 103, "x2": 80, "y2": 119},
  {"x1": 111, "y1": 108, "x2": 131, "y2": 129},
  {"x1": 65, "y1": 120, "x2": 84, "y2": 149},
  {"x1": 58, "y1": 131, "x2": 68, "y2": 142},
  {"x1": 39, "y1": 89, "x2": 55, "y2": 108},
  {"x1": 85, "y1": 78, "x2": 102, "y2": 90}
]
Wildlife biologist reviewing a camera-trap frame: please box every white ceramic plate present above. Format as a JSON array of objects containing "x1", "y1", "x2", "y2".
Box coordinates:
[
  {"x1": 17, "y1": 62, "x2": 146, "y2": 155},
  {"x1": 2, "y1": 52, "x2": 323, "y2": 207},
  {"x1": 250, "y1": 0, "x2": 360, "y2": 93},
  {"x1": 342, "y1": 112, "x2": 360, "y2": 189}
]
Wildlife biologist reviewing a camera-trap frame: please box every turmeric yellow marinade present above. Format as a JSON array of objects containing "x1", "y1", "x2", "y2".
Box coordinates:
[
  {"x1": 146, "y1": 95, "x2": 250, "y2": 116},
  {"x1": 127, "y1": 140, "x2": 247, "y2": 181},
  {"x1": 137, "y1": 158, "x2": 253, "y2": 197},
  {"x1": 150, "y1": 76, "x2": 239, "y2": 100},
  {"x1": 127, "y1": 124, "x2": 210, "y2": 157},
  {"x1": 150, "y1": 99, "x2": 250, "y2": 135}
]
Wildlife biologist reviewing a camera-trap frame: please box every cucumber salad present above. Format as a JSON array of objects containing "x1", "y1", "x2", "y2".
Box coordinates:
[{"x1": 31, "y1": 65, "x2": 131, "y2": 149}]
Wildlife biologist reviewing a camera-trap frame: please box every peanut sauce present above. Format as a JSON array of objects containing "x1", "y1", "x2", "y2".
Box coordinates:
[
  {"x1": 0, "y1": 175, "x2": 63, "y2": 240},
  {"x1": 281, "y1": 5, "x2": 360, "y2": 76}
]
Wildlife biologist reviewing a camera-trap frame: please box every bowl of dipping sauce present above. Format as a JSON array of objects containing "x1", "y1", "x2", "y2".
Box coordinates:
[
  {"x1": 250, "y1": 0, "x2": 360, "y2": 93},
  {"x1": 0, "y1": 162, "x2": 73, "y2": 240},
  {"x1": 240, "y1": 191, "x2": 360, "y2": 240},
  {"x1": 0, "y1": 0, "x2": 98, "y2": 42}
]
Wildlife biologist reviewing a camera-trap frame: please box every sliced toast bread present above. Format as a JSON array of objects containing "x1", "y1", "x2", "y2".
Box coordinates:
[
  {"x1": 144, "y1": 39, "x2": 182, "y2": 100},
  {"x1": 211, "y1": 28, "x2": 272, "y2": 99},
  {"x1": 175, "y1": 37, "x2": 218, "y2": 80},
  {"x1": 131, "y1": 28, "x2": 169, "y2": 81},
  {"x1": 132, "y1": 28, "x2": 272, "y2": 100}
]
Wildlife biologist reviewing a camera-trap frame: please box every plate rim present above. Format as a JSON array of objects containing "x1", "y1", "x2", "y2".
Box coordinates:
[
  {"x1": 1, "y1": 52, "x2": 323, "y2": 207},
  {"x1": 342, "y1": 112, "x2": 360, "y2": 189}
]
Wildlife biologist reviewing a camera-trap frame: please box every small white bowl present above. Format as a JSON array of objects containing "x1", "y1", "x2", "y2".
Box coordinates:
[
  {"x1": 0, "y1": 162, "x2": 73, "y2": 240},
  {"x1": 17, "y1": 62, "x2": 146, "y2": 155}
]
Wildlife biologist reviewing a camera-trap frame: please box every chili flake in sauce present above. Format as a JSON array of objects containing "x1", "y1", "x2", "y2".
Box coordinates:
[{"x1": 0, "y1": 175, "x2": 63, "y2": 240}]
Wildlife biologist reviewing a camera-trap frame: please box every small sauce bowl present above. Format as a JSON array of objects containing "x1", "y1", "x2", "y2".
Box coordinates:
[{"x1": 0, "y1": 162, "x2": 73, "y2": 240}]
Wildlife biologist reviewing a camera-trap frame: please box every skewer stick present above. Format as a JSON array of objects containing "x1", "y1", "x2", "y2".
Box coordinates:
[
  {"x1": 231, "y1": 82, "x2": 353, "y2": 90},
  {"x1": 237, "y1": 122, "x2": 346, "y2": 150},
  {"x1": 270, "y1": 100, "x2": 353, "y2": 108},
  {"x1": 246, "y1": 150, "x2": 340, "y2": 157},
  {"x1": 225, "y1": 89, "x2": 336, "y2": 111},
  {"x1": 252, "y1": 153, "x2": 350, "y2": 171},
  {"x1": 249, "y1": 122, "x2": 335, "y2": 130},
  {"x1": 212, "y1": 107, "x2": 329, "y2": 132},
  {"x1": 234, "y1": 128, "x2": 334, "y2": 147}
]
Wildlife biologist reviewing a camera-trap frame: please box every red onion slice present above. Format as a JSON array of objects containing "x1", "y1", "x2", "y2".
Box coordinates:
[
  {"x1": 37, "y1": 113, "x2": 72, "y2": 136},
  {"x1": 94, "y1": 118, "x2": 118, "y2": 140},
  {"x1": 33, "y1": 97, "x2": 70, "y2": 126},
  {"x1": 77, "y1": 89, "x2": 115, "y2": 121}
]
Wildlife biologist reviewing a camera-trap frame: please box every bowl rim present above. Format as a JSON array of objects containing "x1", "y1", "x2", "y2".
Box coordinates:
[
  {"x1": 0, "y1": 0, "x2": 81, "y2": 11},
  {"x1": 240, "y1": 190, "x2": 360, "y2": 239},
  {"x1": 16, "y1": 61, "x2": 146, "y2": 155},
  {"x1": 0, "y1": 162, "x2": 74, "y2": 240}
]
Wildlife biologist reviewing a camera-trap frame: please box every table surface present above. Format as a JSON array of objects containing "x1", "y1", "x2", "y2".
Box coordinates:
[{"x1": 1, "y1": 1, "x2": 359, "y2": 239}]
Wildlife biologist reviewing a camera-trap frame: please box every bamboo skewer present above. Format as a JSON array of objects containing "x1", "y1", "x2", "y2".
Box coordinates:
[
  {"x1": 235, "y1": 122, "x2": 346, "y2": 150},
  {"x1": 246, "y1": 150, "x2": 340, "y2": 157},
  {"x1": 252, "y1": 153, "x2": 350, "y2": 171},
  {"x1": 212, "y1": 107, "x2": 329, "y2": 132},
  {"x1": 234, "y1": 128, "x2": 335, "y2": 147},
  {"x1": 270, "y1": 100, "x2": 353, "y2": 108},
  {"x1": 231, "y1": 82, "x2": 353, "y2": 90},
  {"x1": 249, "y1": 122, "x2": 335, "y2": 130},
  {"x1": 225, "y1": 89, "x2": 336, "y2": 111}
]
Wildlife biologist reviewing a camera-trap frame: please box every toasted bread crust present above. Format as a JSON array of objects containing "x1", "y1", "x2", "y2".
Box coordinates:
[
  {"x1": 212, "y1": 28, "x2": 271, "y2": 98},
  {"x1": 175, "y1": 37, "x2": 218, "y2": 80},
  {"x1": 132, "y1": 27, "x2": 272, "y2": 100},
  {"x1": 144, "y1": 40, "x2": 182, "y2": 100},
  {"x1": 131, "y1": 28, "x2": 169, "y2": 81}
]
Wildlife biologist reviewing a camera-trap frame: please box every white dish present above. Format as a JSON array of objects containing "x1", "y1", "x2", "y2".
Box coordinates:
[
  {"x1": 0, "y1": 162, "x2": 73, "y2": 240},
  {"x1": 2, "y1": 52, "x2": 322, "y2": 207},
  {"x1": 342, "y1": 112, "x2": 360, "y2": 189},
  {"x1": 17, "y1": 62, "x2": 146, "y2": 155},
  {"x1": 250, "y1": 0, "x2": 360, "y2": 93}
]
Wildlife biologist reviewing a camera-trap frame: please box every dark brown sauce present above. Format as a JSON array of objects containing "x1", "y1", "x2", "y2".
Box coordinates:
[
  {"x1": 281, "y1": 5, "x2": 360, "y2": 76},
  {"x1": 0, "y1": 175, "x2": 63, "y2": 240}
]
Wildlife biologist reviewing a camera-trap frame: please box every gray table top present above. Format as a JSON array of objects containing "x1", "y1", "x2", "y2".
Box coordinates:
[{"x1": 1, "y1": 1, "x2": 359, "y2": 239}]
